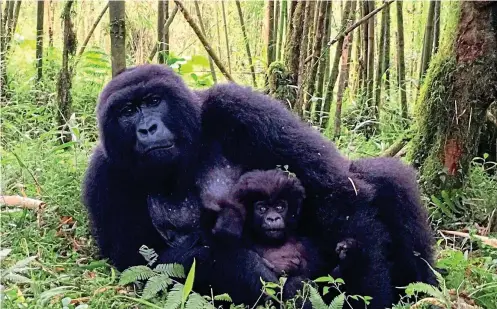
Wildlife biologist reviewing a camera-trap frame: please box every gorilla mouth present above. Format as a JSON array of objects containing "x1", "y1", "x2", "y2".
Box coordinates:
[{"x1": 145, "y1": 144, "x2": 175, "y2": 153}]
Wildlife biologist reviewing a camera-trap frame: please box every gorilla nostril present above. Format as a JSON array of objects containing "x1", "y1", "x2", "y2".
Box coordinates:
[
  {"x1": 138, "y1": 128, "x2": 148, "y2": 136},
  {"x1": 149, "y1": 123, "x2": 158, "y2": 134}
]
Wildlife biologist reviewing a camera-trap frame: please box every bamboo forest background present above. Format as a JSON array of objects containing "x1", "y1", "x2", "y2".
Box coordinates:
[{"x1": 1, "y1": 1, "x2": 496, "y2": 309}]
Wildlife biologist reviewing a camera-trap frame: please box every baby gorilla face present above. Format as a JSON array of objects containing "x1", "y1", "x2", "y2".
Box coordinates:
[{"x1": 252, "y1": 199, "x2": 289, "y2": 240}]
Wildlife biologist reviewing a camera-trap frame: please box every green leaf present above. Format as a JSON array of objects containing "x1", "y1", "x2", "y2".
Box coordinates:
[
  {"x1": 190, "y1": 55, "x2": 210, "y2": 67},
  {"x1": 213, "y1": 293, "x2": 232, "y2": 302},
  {"x1": 182, "y1": 259, "x2": 196, "y2": 308},
  {"x1": 308, "y1": 285, "x2": 327, "y2": 309},
  {"x1": 328, "y1": 293, "x2": 345, "y2": 309},
  {"x1": 154, "y1": 263, "x2": 185, "y2": 278},
  {"x1": 119, "y1": 265, "x2": 156, "y2": 285},
  {"x1": 314, "y1": 275, "x2": 334, "y2": 283},
  {"x1": 164, "y1": 284, "x2": 184, "y2": 309},
  {"x1": 142, "y1": 274, "x2": 173, "y2": 300}
]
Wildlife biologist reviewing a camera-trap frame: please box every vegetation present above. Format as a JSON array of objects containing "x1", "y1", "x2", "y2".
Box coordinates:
[{"x1": 1, "y1": 1, "x2": 496, "y2": 308}]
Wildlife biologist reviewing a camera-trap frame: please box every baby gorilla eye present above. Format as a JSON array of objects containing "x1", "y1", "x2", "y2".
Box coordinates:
[
  {"x1": 275, "y1": 201, "x2": 287, "y2": 212},
  {"x1": 254, "y1": 202, "x2": 267, "y2": 213}
]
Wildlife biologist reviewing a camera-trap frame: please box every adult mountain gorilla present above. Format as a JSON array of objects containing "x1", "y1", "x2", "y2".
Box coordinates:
[{"x1": 83, "y1": 64, "x2": 435, "y2": 308}]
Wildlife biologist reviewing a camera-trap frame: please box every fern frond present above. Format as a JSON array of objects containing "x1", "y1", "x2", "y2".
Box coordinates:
[
  {"x1": 308, "y1": 285, "x2": 328, "y2": 309},
  {"x1": 9, "y1": 256, "x2": 37, "y2": 272},
  {"x1": 1, "y1": 272, "x2": 32, "y2": 284},
  {"x1": 141, "y1": 274, "x2": 173, "y2": 300},
  {"x1": 119, "y1": 265, "x2": 156, "y2": 285},
  {"x1": 164, "y1": 283, "x2": 184, "y2": 309},
  {"x1": 404, "y1": 282, "x2": 448, "y2": 305},
  {"x1": 138, "y1": 245, "x2": 158, "y2": 265},
  {"x1": 185, "y1": 293, "x2": 210, "y2": 309},
  {"x1": 213, "y1": 293, "x2": 232, "y2": 302},
  {"x1": 154, "y1": 263, "x2": 185, "y2": 278},
  {"x1": 328, "y1": 293, "x2": 345, "y2": 309}
]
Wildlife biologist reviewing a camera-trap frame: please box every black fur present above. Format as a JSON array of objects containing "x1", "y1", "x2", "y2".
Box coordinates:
[
  {"x1": 201, "y1": 83, "x2": 436, "y2": 308},
  {"x1": 83, "y1": 65, "x2": 435, "y2": 308}
]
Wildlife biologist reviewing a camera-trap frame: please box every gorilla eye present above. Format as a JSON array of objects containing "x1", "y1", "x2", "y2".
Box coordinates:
[
  {"x1": 148, "y1": 96, "x2": 161, "y2": 107},
  {"x1": 120, "y1": 104, "x2": 137, "y2": 117}
]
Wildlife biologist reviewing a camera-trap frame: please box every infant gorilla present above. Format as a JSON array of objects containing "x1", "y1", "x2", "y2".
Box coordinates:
[{"x1": 215, "y1": 169, "x2": 360, "y2": 280}]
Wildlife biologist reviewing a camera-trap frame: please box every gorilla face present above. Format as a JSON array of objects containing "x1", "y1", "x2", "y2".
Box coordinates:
[
  {"x1": 116, "y1": 95, "x2": 180, "y2": 165},
  {"x1": 97, "y1": 65, "x2": 201, "y2": 171}
]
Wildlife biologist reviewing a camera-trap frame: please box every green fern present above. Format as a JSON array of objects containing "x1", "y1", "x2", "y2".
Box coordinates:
[
  {"x1": 0, "y1": 251, "x2": 37, "y2": 285},
  {"x1": 118, "y1": 265, "x2": 157, "y2": 285},
  {"x1": 185, "y1": 293, "x2": 213, "y2": 309},
  {"x1": 328, "y1": 293, "x2": 345, "y2": 309},
  {"x1": 182, "y1": 259, "x2": 196, "y2": 308},
  {"x1": 154, "y1": 263, "x2": 185, "y2": 278},
  {"x1": 141, "y1": 274, "x2": 173, "y2": 300},
  {"x1": 404, "y1": 282, "x2": 451, "y2": 307},
  {"x1": 213, "y1": 293, "x2": 232, "y2": 302},
  {"x1": 164, "y1": 283, "x2": 184, "y2": 309},
  {"x1": 308, "y1": 285, "x2": 328, "y2": 309}
]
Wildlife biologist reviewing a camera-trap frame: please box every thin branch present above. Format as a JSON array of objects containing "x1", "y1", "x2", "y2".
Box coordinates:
[
  {"x1": 174, "y1": 0, "x2": 234, "y2": 82},
  {"x1": 77, "y1": 3, "x2": 109, "y2": 58},
  {"x1": 235, "y1": 0, "x2": 256, "y2": 87},
  {"x1": 327, "y1": 0, "x2": 395, "y2": 47},
  {"x1": 194, "y1": 1, "x2": 217, "y2": 83},
  {"x1": 148, "y1": 5, "x2": 179, "y2": 62}
]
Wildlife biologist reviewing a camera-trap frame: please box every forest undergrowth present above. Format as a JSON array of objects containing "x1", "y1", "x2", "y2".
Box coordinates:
[{"x1": 1, "y1": 55, "x2": 496, "y2": 309}]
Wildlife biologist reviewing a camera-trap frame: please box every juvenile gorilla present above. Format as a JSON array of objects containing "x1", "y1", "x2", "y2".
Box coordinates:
[
  {"x1": 83, "y1": 64, "x2": 435, "y2": 308},
  {"x1": 215, "y1": 169, "x2": 362, "y2": 298},
  {"x1": 215, "y1": 169, "x2": 325, "y2": 279}
]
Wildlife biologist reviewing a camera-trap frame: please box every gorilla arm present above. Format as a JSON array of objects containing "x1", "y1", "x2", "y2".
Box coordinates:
[{"x1": 82, "y1": 146, "x2": 166, "y2": 271}]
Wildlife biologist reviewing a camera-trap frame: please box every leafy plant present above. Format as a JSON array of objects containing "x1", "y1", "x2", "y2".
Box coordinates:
[{"x1": 0, "y1": 249, "x2": 37, "y2": 285}]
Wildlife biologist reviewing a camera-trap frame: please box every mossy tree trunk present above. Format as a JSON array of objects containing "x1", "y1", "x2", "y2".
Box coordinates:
[
  {"x1": 396, "y1": 0, "x2": 408, "y2": 123},
  {"x1": 410, "y1": 1, "x2": 497, "y2": 196}
]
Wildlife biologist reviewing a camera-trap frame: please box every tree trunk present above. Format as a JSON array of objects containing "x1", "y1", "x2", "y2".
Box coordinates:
[
  {"x1": 419, "y1": 0, "x2": 436, "y2": 80},
  {"x1": 236, "y1": 0, "x2": 257, "y2": 87},
  {"x1": 284, "y1": 0, "x2": 304, "y2": 88},
  {"x1": 194, "y1": 1, "x2": 217, "y2": 83},
  {"x1": 382, "y1": 3, "x2": 391, "y2": 104},
  {"x1": 396, "y1": 0, "x2": 408, "y2": 122},
  {"x1": 48, "y1": 0, "x2": 54, "y2": 47},
  {"x1": 374, "y1": 4, "x2": 387, "y2": 121},
  {"x1": 314, "y1": 0, "x2": 332, "y2": 124},
  {"x1": 273, "y1": 0, "x2": 279, "y2": 60},
  {"x1": 265, "y1": 0, "x2": 275, "y2": 67},
  {"x1": 366, "y1": 1, "x2": 375, "y2": 123},
  {"x1": 221, "y1": 1, "x2": 231, "y2": 74},
  {"x1": 321, "y1": 0, "x2": 353, "y2": 129},
  {"x1": 410, "y1": 1, "x2": 497, "y2": 196},
  {"x1": 56, "y1": 0, "x2": 76, "y2": 143},
  {"x1": 276, "y1": 0, "x2": 287, "y2": 61},
  {"x1": 36, "y1": 0, "x2": 44, "y2": 82},
  {"x1": 157, "y1": 0, "x2": 168, "y2": 64},
  {"x1": 334, "y1": 33, "x2": 353, "y2": 140},
  {"x1": 295, "y1": 0, "x2": 314, "y2": 115},
  {"x1": 433, "y1": 0, "x2": 441, "y2": 54},
  {"x1": 303, "y1": 0, "x2": 327, "y2": 115},
  {"x1": 109, "y1": 1, "x2": 126, "y2": 77}
]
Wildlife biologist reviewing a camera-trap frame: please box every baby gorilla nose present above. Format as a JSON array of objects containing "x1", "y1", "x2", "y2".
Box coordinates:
[{"x1": 137, "y1": 121, "x2": 160, "y2": 139}]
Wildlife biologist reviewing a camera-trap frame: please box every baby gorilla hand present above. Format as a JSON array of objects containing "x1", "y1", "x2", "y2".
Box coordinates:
[
  {"x1": 332, "y1": 238, "x2": 360, "y2": 278},
  {"x1": 336, "y1": 238, "x2": 359, "y2": 260}
]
